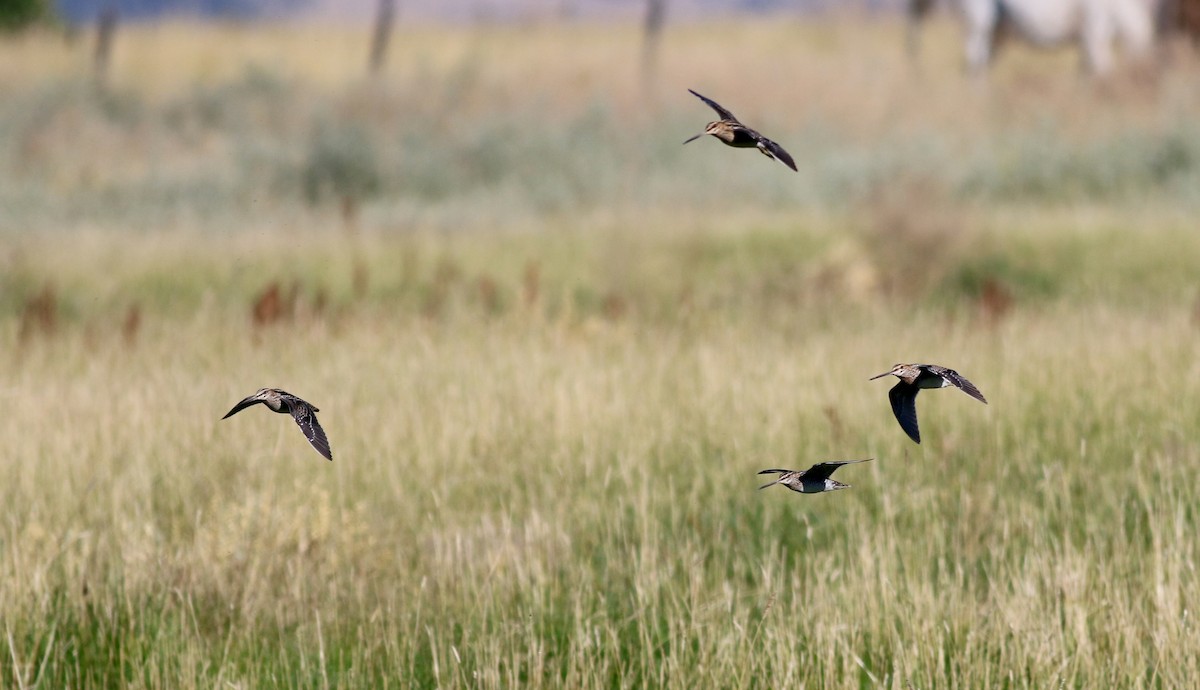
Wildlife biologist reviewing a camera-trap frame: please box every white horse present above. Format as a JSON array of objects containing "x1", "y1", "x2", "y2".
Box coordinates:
[{"x1": 909, "y1": 0, "x2": 1158, "y2": 75}]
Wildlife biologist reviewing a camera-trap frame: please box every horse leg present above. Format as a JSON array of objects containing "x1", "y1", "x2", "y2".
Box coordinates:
[
  {"x1": 1082, "y1": 1, "x2": 1116, "y2": 75},
  {"x1": 966, "y1": 29, "x2": 993, "y2": 73},
  {"x1": 1111, "y1": 0, "x2": 1154, "y2": 61},
  {"x1": 960, "y1": 0, "x2": 1000, "y2": 74}
]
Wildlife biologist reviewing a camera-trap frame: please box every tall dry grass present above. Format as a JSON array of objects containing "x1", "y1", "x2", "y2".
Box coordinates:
[
  {"x1": 2, "y1": 15, "x2": 1200, "y2": 689},
  {"x1": 2, "y1": 220, "x2": 1200, "y2": 687}
]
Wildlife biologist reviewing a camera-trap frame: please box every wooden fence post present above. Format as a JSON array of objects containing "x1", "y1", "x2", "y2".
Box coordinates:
[
  {"x1": 368, "y1": 0, "x2": 397, "y2": 76},
  {"x1": 641, "y1": 0, "x2": 666, "y2": 87},
  {"x1": 94, "y1": 2, "x2": 117, "y2": 87}
]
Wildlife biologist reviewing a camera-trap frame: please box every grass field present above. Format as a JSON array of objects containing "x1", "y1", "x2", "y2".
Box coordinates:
[{"x1": 3, "y1": 16, "x2": 1200, "y2": 689}]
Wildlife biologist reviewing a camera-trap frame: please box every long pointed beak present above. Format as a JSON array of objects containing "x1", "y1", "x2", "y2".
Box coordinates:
[
  {"x1": 221, "y1": 396, "x2": 261, "y2": 419},
  {"x1": 682, "y1": 133, "x2": 704, "y2": 145},
  {"x1": 868, "y1": 371, "x2": 892, "y2": 380}
]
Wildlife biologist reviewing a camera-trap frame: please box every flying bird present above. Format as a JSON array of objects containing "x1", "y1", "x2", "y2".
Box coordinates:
[
  {"x1": 221, "y1": 388, "x2": 333, "y2": 461},
  {"x1": 757, "y1": 459, "x2": 872, "y2": 494},
  {"x1": 870, "y1": 363, "x2": 987, "y2": 444},
  {"x1": 683, "y1": 89, "x2": 797, "y2": 171}
]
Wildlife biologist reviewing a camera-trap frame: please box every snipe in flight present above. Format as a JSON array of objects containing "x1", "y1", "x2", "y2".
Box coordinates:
[
  {"x1": 757, "y1": 459, "x2": 871, "y2": 494},
  {"x1": 870, "y1": 364, "x2": 987, "y2": 444},
  {"x1": 222, "y1": 388, "x2": 333, "y2": 461},
  {"x1": 683, "y1": 89, "x2": 797, "y2": 171}
]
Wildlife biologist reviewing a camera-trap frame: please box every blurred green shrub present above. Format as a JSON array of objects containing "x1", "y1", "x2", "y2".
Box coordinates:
[
  {"x1": 942, "y1": 254, "x2": 1058, "y2": 302},
  {"x1": 0, "y1": 0, "x2": 49, "y2": 32},
  {"x1": 961, "y1": 125, "x2": 1200, "y2": 202},
  {"x1": 302, "y1": 121, "x2": 380, "y2": 204}
]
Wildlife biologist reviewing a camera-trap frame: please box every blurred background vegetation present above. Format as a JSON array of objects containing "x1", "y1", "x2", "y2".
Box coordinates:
[
  {"x1": 2, "y1": 3, "x2": 1198, "y2": 322},
  {"x1": 3, "y1": 1, "x2": 1200, "y2": 687}
]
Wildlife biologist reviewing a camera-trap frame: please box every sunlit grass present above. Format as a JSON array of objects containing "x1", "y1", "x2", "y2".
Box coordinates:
[
  {"x1": 3, "y1": 15, "x2": 1200, "y2": 689},
  {"x1": 3, "y1": 221, "x2": 1200, "y2": 687}
]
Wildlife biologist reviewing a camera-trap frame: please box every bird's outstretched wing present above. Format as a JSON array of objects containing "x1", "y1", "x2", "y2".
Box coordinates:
[
  {"x1": 754, "y1": 134, "x2": 798, "y2": 172},
  {"x1": 688, "y1": 89, "x2": 739, "y2": 122},
  {"x1": 291, "y1": 404, "x2": 333, "y2": 461},
  {"x1": 804, "y1": 459, "x2": 872, "y2": 482},
  {"x1": 929, "y1": 365, "x2": 988, "y2": 404},
  {"x1": 889, "y1": 382, "x2": 921, "y2": 444}
]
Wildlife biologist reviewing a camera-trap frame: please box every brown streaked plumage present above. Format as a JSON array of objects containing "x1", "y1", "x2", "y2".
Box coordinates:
[
  {"x1": 757, "y1": 459, "x2": 872, "y2": 494},
  {"x1": 683, "y1": 89, "x2": 797, "y2": 172},
  {"x1": 870, "y1": 363, "x2": 987, "y2": 444},
  {"x1": 222, "y1": 388, "x2": 333, "y2": 461}
]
